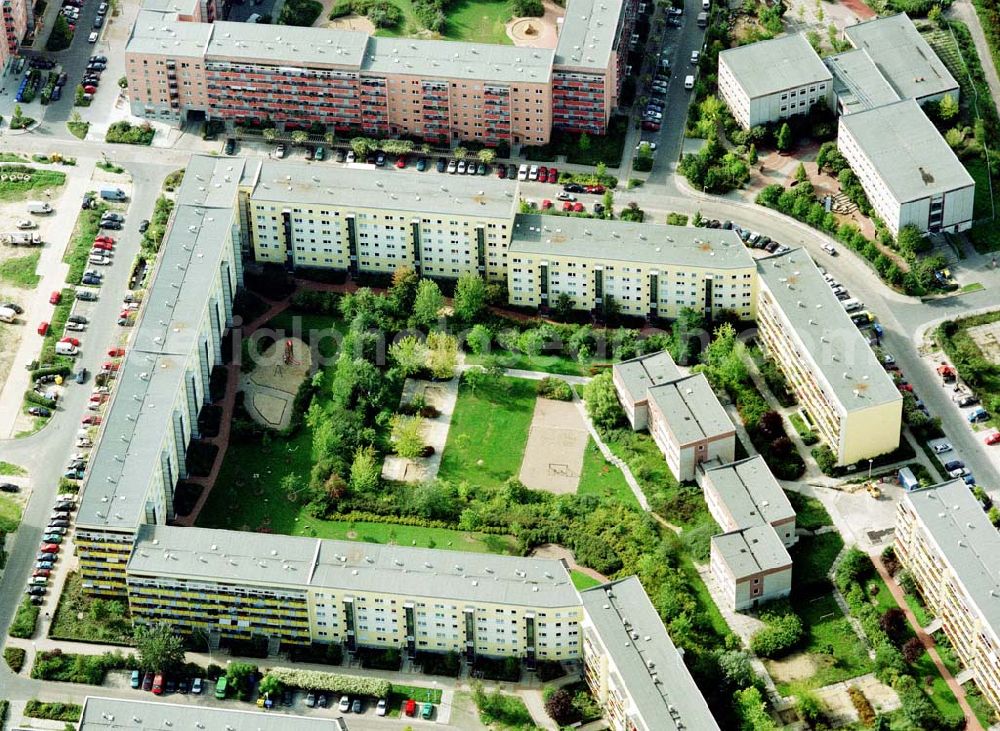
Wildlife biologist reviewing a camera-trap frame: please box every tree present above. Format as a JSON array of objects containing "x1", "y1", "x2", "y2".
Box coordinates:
[
  {"x1": 389, "y1": 336, "x2": 428, "y2": 377},
  {"x1": 427, "y1": 331, "x2": 458, "y2": 379},
  {"x1": 225, "y1": 662, "x2": 258, "y2": 701},
  {"x1": 750, "y1": 611, "x2": 803, "y2": 657},
  {"x1": 324, "y1": 131, "x2": 337, "y2": 145},
  {"x1": 291, "y1": 130, "x2": 308, "y2": 145},
  {"x1": 583, "y1": 371, "x2": 624, "y2": 430},
  {"x1": 389, "y1": 265, "x2": 420, "y2": 312},
  {"x1": 553, "y1": 292, "x2": 574, "y2": 320},
  {"x1": 11, "y1": 105, "x2": 24, "y2": 127},
  {"x1": 262, "y1": 128, "x2": 277, "y2": 142},
  {"x1": 466, "y1": 323, "x2": 492, "y2": 355},
  {"x1": 776, "y1": 122, "x2": 792, "y2": 152},
  {"x1": 46, "y1": 14, "x2": 73, "y2": 51},
  {"x1": 411, "y1": 279, "x2": 443, "y2": 329},
  {"x1": 794, "y1": 162, "x2": 808, "y2": 184},
  {"x1": 477, "y1": 148, "x2": 496, "y2": 165},
  {"x1": 595, "y1": 161, "x2": 607, "y2": 179},
  {"x1": 453, "y1": 146, "x2": 468, "y2": 161},
  {"x1": 902, "y1": 636, "x2": 924, "y2": 664},
  {"x1": 350, "y1": 136, "x2": 375, "y2": 158},
  {"x1": 349, "y1": 445, "x2": 380, "y2": 492},
  {"x1": 735, "y1": 687, "x2": 776, "y2": 731},
  {"x1": 391, "y1": 415, "x2": 425, "y2": 459},
  {"x1": 134, "y1": 623, "x2": 186, "y2": 672},
  {"x1": 836, "y1": 547, "x2": 873, "y2": 589},
  {"x1": 544, "y1": 688, "x2": 576, "y2": 725},
  {"x1": 879, "y1": 607, "x2": 907, "y2": 644},
  {"x1": 938, "y1": 93, "x2": 958, "y2": 121},
  {"x1": 796, "y1": 690, "x2": 827, "y2": 726},
  {"x1": 928, "y1": 3, "x2": 942, "y2": 24},
  {"x1": 578, "y1": 133, "x2": 591, "y2": 152},
  {"x1": 692, "y1": 210, "x2": 703, "y2": 227},
  {"x1": 259, "y1": 674, "x2": 283, "y2": 698},
  {"x1": 717, "y1": 649, "x2": 755, "y2": 689},
  {"x1": 453, "y1": 271, "x2": 487, "y2": 322},
  {"x1": 747, "y1": 143, "x2": 758, "y2": 166}
]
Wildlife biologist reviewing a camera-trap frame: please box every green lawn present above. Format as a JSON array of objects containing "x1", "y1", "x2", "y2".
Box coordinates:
[
  {"x1": 904, "y1": 592, "x2": 934, "y2": 628},
  {"x1": 438, "y1": 377, "x2": 536, "y2": 488},
  {"x1": 577, "y1": 438, "x2": 638, "y2": 507},
  {"x1": 49, "y1": 572, "x2": 134, "y2": 645},
  {"x1": 0, "y1": 493, "x2": 22, "y2": 533},
  {"x1": 389, "y1": 684, "x2": 443, "y2": 705},
  {"x1": 0, "y1": 461, "x2": 26, "y2": 476},
  {"x1": 465, "y1": 349, "x2": 602, "y2": 376},
  {"x1": 445, "y1": 0, "x2": 513, "y2": 44},
  {"x1": 0, "y1": 166, "x2": 65, "y2": 202},
  {"x1": 0, "y1": 251, "x2": 40, "y2": 288},
  {"x1": 864, "y1": 573, "x2": 898, "y2": 615},
  {"x1": 785, "y1": 490, "x2": 832, "y2": 531},
  {"x1": 792, "y1": 532, "x2": 843, "y2": 582},
  {"x1": 570, "y1": 570, "x2": 602, "y2": 590},
  {"x1": 912, "y1": 650, "x2": 966, "y2": 728},
  {"x1": 966, "y1": 157, "x2": 996, "y2": 220}
]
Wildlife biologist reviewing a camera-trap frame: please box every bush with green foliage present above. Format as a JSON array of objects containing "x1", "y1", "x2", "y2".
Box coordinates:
[
  {"x1": 24, "y1": 700, "x2": 81, "y2": 722},
  {"x1": 4, "y1": 646, "x2": 26, "y2": 673},
  {"x1": 46, "y1": 14, "x2": 73, "y2": 51},
  {"x1": 31, "y1": 650, "x2": 130, "y2": 684},
  {"x1": 266, "y1": 667, "x2": 391, "y2": 697},
  {"x1": 536, "y1": 377, "x2": 573, "y2": 401},
  {"x1": 679, "y1": 133, "x2": 751, "y2": 193},
  {"x1": 513, "y1": 0, "x2": 543, "y2": 14},
  {"x1": 749, "y1": 611, "x2": 803, "y2": 658},
  {"x1": 583, "y1": 371, "x2": 624, "y2": 430},
  {"x1": 278, "y1": 0, "x2": 322, "y2": 24},
  {"x1": 9, "y1": 596, "x2": 38, "y2": 638},
  {"x1": 106, "y1": 121, "x2": 155, "y2": 145}
]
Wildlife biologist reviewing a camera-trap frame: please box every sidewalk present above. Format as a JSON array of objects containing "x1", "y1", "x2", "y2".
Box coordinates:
[{"x1": 871, "y1": 556, "x2": 985, "y2": 731}]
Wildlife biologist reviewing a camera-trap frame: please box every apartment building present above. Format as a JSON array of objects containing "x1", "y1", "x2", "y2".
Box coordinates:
[
  {"x1": 1, "y1": 0, "x2": 28, "y2": 70},
  {"x1": 710, "y1": 525, "x2": 792, "y2": 611},
  {"x1": 755, "y1": 249, "x2": 902, "y2": 466},
  {"x1": 700, "y1": 456, "x2": 796, "y2": 547},
  {"x1": 844, "y1": 13, "x2": 959, "y2": 106},
  {"x1": 646, "y1": 373, "x2": 736, "y2": 482},
  {"x1": 838, "y1": 99, "x2": 974, "y2": 236},
  {"x1": 896, "y1": 480, "x2": 1000, "y2": 715},
  {"x1": 77, "y1": 697, "x2": 338, "y2": 731},
  {"x1": 507, "y1": 215, "x2": 757, "y2": 320},
  {"x1": 718, "y1": 33, "x2": 834, "y2": 129},
  {"x1": 612, "y1": 350, "x2": 682, "y2": 430},
  {"x1": 245, "y1": 160, "x2": 518, "y2": 280},
  {"x1": 125, "y1": 0, "x2": 634, "y2": 143},
  {"x1": 127, "y1": 524, "x2": 584, "y2": 661},
  {"x1": 75, "y1": 156, "x2": 246, "y2": 596},
  {"x1": 580, "y1": 578, "x2": 721, "y2": 731}
]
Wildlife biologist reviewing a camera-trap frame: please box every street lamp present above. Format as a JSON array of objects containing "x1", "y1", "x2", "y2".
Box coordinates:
[{"x1": 868, "y1": 458, "x2": 874, "y2": 480}]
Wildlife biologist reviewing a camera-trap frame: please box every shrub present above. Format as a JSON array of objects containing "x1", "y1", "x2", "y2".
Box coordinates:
[
  {"x1": 811, "y1": 445, "x2": 837, "y2": 475},
  {"x1": 750, "y1": 611, "x2": 803, "y2": 658},
  {"x1": 902, "y1": 636, "x2": 924, "y2": 664},
  {"x1": 545, "y1": 688, "x2": 576, "y2": 725},
  {"x1": 536, "y1": 377, "x2": 573, "y2": 401},
  {"x1": 358, "y1": 647, "x2": 402, "y2": 671},
  {"x1": 584, "y1": 371, "x2": 624, "y2": 430},
  {"x1": 278, "y1": 0, "x2": 322, "y2": 25},
  {"x1": 848, "y1": 685, "x2": 876, "y2": 726},
  {"x1": 10, "y1": 597, "x2": 39, "y2": 638},
  {"x1": 105, "y1": 121, "x2": 155, "y2": 145},
  {"x1": 513, "y1": 0, "x2": 543, "y2": 14},
  {"x1": 836, "y1": 547, "x2": 874, "y2": 590},
  {"x1": 266, "y1": 667, "x2": 391, "y2": 697},
  {"x1": 4, "y1": 646, "x2": 26, "y2": 673},
  {"x1": 879, "y1": 607, "x2": 908, "y2": 645},
  {"x1": 31, "y1": 650, "x2": 130, "y2": 684}
]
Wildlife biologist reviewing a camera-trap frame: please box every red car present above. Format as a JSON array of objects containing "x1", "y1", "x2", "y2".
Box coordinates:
[
  {"x1": 33, "y1": 568, "x2": 50, "y2": 578},
  {"x1": 49, "y1": 291, "x2": 61, "y2": 305},
  {"x1": 541, "y1": 199, "x2": 552, "y2": 209},
  {"x1": 94, "y1": 236, "x2": 115, "y2": 244},
  {"x1": 101, "y1": 361, "x2": 120, "y2": 371},
  {"x1": 395, "y1": 156, "x2": 407, "y2": 168},
  {"x1": 547, "y1": 167, "x2": 559, "y2": 183},
  {"x1": 562, "y1": 201, "x2": 573, "y2": 211},
  {"x1": 585, "y1": 184, "x2": 605, "y2": 194},
  {"x1": 37, "y1": 321, "x2": 49, "y2": 336},
  {"x1": 405, "y1": 699, "x2": 417, "y2": 716},
  {"x1": 538, "y1": 166, "x2": 548, "y2": 180},
  {"x1": 81, "y1": 415, "x2": 102, "y2": 426},
  {"x1": 60, "y1": 337, "x2": 81, "y2": 347},
  {"x1": 897, "y1": 383, "x2": 913, "y2": 393},
  {"x1": 93, "y1": 241, "x2": 113, "y2": 251},
  {"x1": 40, "y1": 543, "x2": 59, "y2": 554},
  {"x1": 83, "y1": 85, "x2": 97, "y2": 94},
  {"x1": 107, "y1": 347, "x2": 125, "y2": 357},
  {"x1": 89, "y1": 393, "x2": 108, "y2": 403},
  {"x1": 497, "y1": 165, "x2": 507, "y2": 179},
  {"x1": 642, "y1": 121, "x2": 660, "y2": 131},
  {"x1": 986, "y1": 432, "x2": 1000, "y2": 445},
  {"x1": 572, "y1": 202, "x2": 585, "y2": 212}
]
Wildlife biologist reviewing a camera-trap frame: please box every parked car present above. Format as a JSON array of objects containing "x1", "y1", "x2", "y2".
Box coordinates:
[
  {"x1": 152, "y1": 674, "x2": 164, "y2": 695},
  {"x1": 969, "y1": 407, "x2": 990, "y2": 423},
  {"x1": 932, "y1": 443, "x2": 952, "y2": 454},
  {"x1": 339, "y1": 696, "x2": 351, "y2": 713},
  {"x1": 377, "y1": 698, "x2": 388, "y2": 716},
  {"x1": 192, "y1": 678, "x2": 203, "y2": 694},
  {"x1": 986, "y1": 432, "x2": 1000, "y2": 445},
  {"x1": 40, "y1": 543, "x2": 59, "y2": 553},
  {"x1": 306, "y1": 692, "x2": 316, "y2": 708},
  {"x1": 143, "y1": 672, "x2": 154, "y2": 691},
  {"x1": 317, "y1": 694, "x2": 329, "y2": 708}
]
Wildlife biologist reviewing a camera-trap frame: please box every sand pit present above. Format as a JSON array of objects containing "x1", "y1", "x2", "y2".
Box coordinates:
[
  {"x1": 506, "y1": 0, "x2": 561, "y2": 47},
  {"x1": 322, "y1": 12, "x2": 377, "y2": 32},
  {"x1": 239, "y1": 337, "x2": 312, "y2": 430},
  {"x1": 519, "y1": 398, "x2": 588, "y2": 493}
]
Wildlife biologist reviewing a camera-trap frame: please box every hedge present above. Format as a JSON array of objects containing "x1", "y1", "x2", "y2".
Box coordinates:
[
  {"x1": 4, "y1": 646, "x2": 25, "y2": 673},
  {"x1": 749, "y1": 611, "x2": 803, "y2": 658},
  {"x1": 24, "y1": 700, "x2": 81, "y2": 722},
  {"x1": 24, "y1": 390, "x2": 56, "y2": 409},
  {"x1": 30, "y1": 365, "x2": 71, "y2": 381},
  {"x1": 324, "y1": 511, "x2": 513, "y2": 536},
  {"x1": 266, "y1": 667, "x2": 390, "y2": 697}
]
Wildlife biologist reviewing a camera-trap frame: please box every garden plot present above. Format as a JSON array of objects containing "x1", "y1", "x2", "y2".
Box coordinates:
[{"x1": 518, "y1": 398, "x2": 588, "y2": 494}]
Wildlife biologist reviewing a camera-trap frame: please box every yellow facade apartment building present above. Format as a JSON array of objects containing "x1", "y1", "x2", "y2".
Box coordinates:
[
  {"x1": 755, "y1": 249, "x2": 902, "y2": 466},
  {"x1": 896, "y1": 480, "x2": 1000, "y2": 716}
]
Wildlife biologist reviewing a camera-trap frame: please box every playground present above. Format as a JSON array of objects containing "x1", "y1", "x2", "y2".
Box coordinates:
[{"x1": 239, "y1": 337, "x2": 312, "y2": 430}]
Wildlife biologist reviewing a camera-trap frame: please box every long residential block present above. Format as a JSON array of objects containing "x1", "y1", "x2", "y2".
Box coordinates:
[
  {"x1": 837, "y1": 99, "x2": 974, "y2": 236},
  {"x1": 78, "y1": 696, "x2": 338, "y2": 731},
  {"x1": 125, "y1": 0, "x2": 639, "y2": 143},
  {"x1": 895, "y1": 480, "x2": 1000, "y2": 716},
  {"x1": 755, "y1": 248, "x2": 902, "y2": 466}
]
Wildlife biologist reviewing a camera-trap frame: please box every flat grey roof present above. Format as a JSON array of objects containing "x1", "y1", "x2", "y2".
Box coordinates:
[
  {"x1": 126, "y1": 10, "x2": 211, "y2": 58},
  {"x1": 756, "y1": 249, "x2": 902, "y2": 412},
  {"x1": 128, "y1": 525, "x2": 581, "y2": 608},
  {"x1": 904, "y1": 480, "x2": 1000, "y2": 633},
  {"x1": 510, "y1": 215, "x2": 754, "y2": 269},
  {"x1": 719, "y1": 33, "x2": 831, "y2": 99},
  {"x1": 250, "y1": 160, "x2": 519, "y2": 220},
  {"x1": 581, "y1": 578, "x2": 721, "y2": 731},
  {"x1": 647, "y1": 373, "x2": 734, "y2": 445},
  {"x1": 77, "y1": 156, "x2": 243, "y2": 532},
  {"x1": 845, "y1": 13, "x2": 958, "y2": 101},
  {"x1": 613, "y1": 351, "x2": 681, "y2": 405},
  {"x1": 702, "y1": 456, "x2": 795, "y2": 528},
  {"x1": 80, "y1": 696, "x2": 340, "y2": 730},
  {"x1": 838, "y1": 99, "x2": 974, "y2": 203},
  {"x1": 554, "y1": 0, "x2": 624, "y2": 71},
  {"x1": 207, "y1": 22, "x2": 368, "y2": 68},
  {"x1": 825, "y1": 49, "x2": 901, "y2": 113},
  {"x1": 711, "y1": 524, "x2": 791, "y2": 578},
  {"x1": 363, "y1": 37, "x2": 553, "y2": 84}
]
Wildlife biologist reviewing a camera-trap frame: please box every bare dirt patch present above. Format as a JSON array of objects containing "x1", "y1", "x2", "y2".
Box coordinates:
[
  {"x1": 321, "y1": 11, "x2": 377, "y2": 32},
  {"x1": 518, "y1": 398, "x2": 588, "y2": 493},
  {"x1": 968, "y1": 321, "x2": 1000, "y2": 364},
  {"x1": 766, "y1": 652, "x2": 821, "y2": 685},
  {"x1": 239, "y1": 337, "x2": 312, "y2": 430}
]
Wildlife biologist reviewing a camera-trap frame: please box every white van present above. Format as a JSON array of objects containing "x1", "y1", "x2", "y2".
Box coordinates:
[
  {"x1": 702, "y1": 0, "x2": 710, "y2": 8},
  {"x1": 841, "y1": 298, "x2": 863, "y2": 312},
  {"x1": 56, "y1": 342, "x2": 79, "y2": 356},
  {"x1": 27, "y1": 201, "x2": 52, "y2": 214},
  {"x1": 0, "y1": 306, "x2": 16, "y2": 323},
  {"x1": 247, "y1": 12, "x2": 262, "y2": 22},
  {"x1": 684, "y1": 75, "x2": 695, "y2": 90}
]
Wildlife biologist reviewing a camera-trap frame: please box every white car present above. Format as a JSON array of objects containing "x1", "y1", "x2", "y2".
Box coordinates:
[
  {"x1": 88, "y1": 254, "x2": 111, "y2": 265},
  {"x1": 88, "y1": 31, "x2": 98, "y2": 42},
  {"x1": 338, "y1": 696, "x2": 351, "y2": 713},
  {"x1": 529, "y1": 164, "x2": 539, "y2": 181},
  {"x1": 447, "y1": 159, "x2": 457, "y2": 173},
  {"x1": 557, "y1": 192, "x2": 576, "y2": 201},
  {"x1": 684, "y1": 75, "x2": 695, "y2": 89},
  {"x1": 948, "y1": 467, "x2": 968, "y2": 478},
  {"x1": 932, "y1": 442, "x2": 952, "y2": 454},
  {"x1": 376, "y1": 698, "x2": 388, "y2": 716},
  {"x1": 16, "y1": 219, "x2": 36, "y2": 229},
  {"x1": 66, "y1": 322, "x2": 86, "y2": 332},
  {"x1": 690, "y1": 50, "x2": 700, "y2": 64},
  {"x1": 346, "y1": 150, "x2": 356, "y2": 163},
  {"x1": 457, "y1": 160, "x2": 467, "y2": 174},
  {"x1": 517, "y1": 163, "x2": 528, "y2": 181}
]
